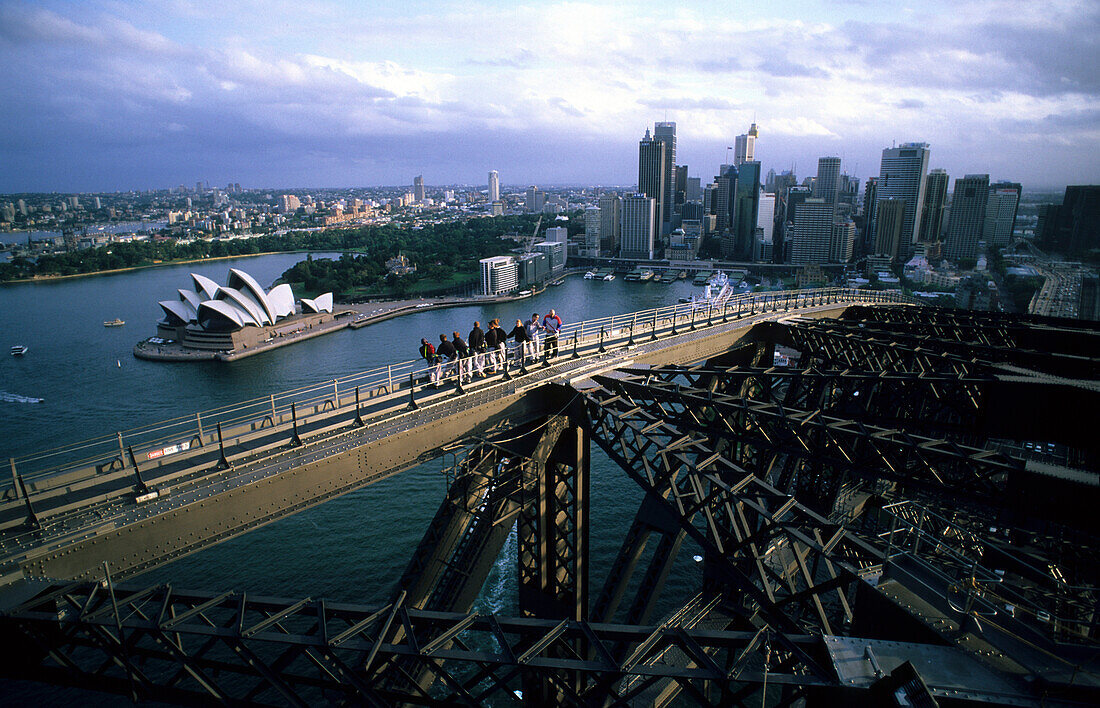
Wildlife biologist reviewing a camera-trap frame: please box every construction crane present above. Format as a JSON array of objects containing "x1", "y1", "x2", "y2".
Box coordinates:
[{"x1": 526, "y1": 215, "x2": 543, "y2": 252}]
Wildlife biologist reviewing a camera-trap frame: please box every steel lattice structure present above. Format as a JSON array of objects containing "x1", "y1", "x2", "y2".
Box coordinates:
[{"x1": 2, "y1": 305, "x2": 1099, "y2": 706}]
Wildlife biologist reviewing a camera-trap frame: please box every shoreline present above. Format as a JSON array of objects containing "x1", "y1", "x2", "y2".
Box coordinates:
[{"x1": 0, "y1": 249, "x2": 332, "y2": 285}]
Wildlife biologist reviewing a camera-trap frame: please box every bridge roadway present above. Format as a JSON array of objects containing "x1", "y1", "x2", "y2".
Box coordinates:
[{"x1": 0, "y1": 289, "x2": 915, "y2": 599}]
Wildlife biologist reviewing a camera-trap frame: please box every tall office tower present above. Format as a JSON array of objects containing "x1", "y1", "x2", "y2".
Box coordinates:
[
  {"x1": 732, "y1": 161, "x2": 762, "y2": 259},
  {"x1": 525, "y1": 186, "x2": 545, "y2": 213},
  {"x1": 983, "y1": 181, "x2": 1022, "y2": 247},
  {"x1": 16, "y1": 199, "x2": 26, "y2": 216},
  {"x1": 788, "y1": 198, "x2": 834, "y2": 265},
  {"x1": 638, "y1": 128, "x2": 668, "y2": 232},
  {"x1": 944, "y1": 174, "x2": 990, "y2": 261},
  {"x1": 196, "y1": 181, "x2": 203, "y2": 194},
  {"x1": 874, "y1": 142, "x2": 930, "y2": 256},
  {"x1": 413, "y1": 175, "x2": 426, "y2": 202},
  {"x1": 813, "y1": 157, "x2": 842, "y2": 217},
  {"x1": 583, "y1": 206, "x2": 601, "y2": 256},
  {"x1": 860, "y1": 177, "x2": 879, "y2": 253},
  {"x1": 488, "y1": 171, "x2": 500, "y2": 203},
  {"x1": 685, "y1": 177, "x2": 702, "y2": 202},
  {"x1": 713, "y1": 165, "x2": 736, "y2": 232},
  {"x1": 598, "y1": 193, "x2": 622, "y2": 255},
  {"x1": 919, "y1": 169, "x2": 949, "y2": 242},
  {"x1": 756, "y1": 193, "x2": 776, "y2": 262},
  {"x1": 830, "y1": 220, "x2": 857, "y2": 263},
  {"x1": 874, "y1": 198, "x2": 906, "y2": 263},
  {"x1": 654, "y1": 122, "x2": 676, "y2": 227},
  {"x1": 734, "y1": 122, "x2": 759, "y2": 166},
  {"x1": 674, "y1": 165, "x2": 688, "y2": 209},
  {"x1": 838, "y1": 174, "x2": 860, "y2": 209},
  {"x1": 620, "y1": 194, "x2": 656, "y2": 260}
]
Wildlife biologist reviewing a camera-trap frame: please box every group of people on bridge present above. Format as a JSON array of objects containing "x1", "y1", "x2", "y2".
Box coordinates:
[{"x1": 418, "y1": 310, "x2": 564, "y2": 387}]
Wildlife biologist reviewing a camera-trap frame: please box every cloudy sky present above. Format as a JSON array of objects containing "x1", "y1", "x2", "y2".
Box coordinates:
[{"x1": 1, "y1": 0, "x2": 1098, "y2": 193}]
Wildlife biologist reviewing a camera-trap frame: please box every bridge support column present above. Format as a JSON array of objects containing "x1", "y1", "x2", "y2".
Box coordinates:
[{"x1": 518, "y1": 416, "x2": 590, "y2": 703}]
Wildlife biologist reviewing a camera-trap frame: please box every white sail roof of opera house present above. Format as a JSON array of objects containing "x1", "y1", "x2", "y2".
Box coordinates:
[
  {"x1": 156, "y1": 268, "x2": 332, "y2": 333},
  {"x1": 301, "y1": 293, "x2": 333, "y2": 314}
]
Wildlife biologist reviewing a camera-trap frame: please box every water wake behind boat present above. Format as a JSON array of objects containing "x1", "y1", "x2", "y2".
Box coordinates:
[{"x1": 0, "y1": 391, "x2": 45, "y2": 404}]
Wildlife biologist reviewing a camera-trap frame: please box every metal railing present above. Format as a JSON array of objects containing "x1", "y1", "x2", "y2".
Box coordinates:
[{"x1": 5, "y1": 287, "x2": 918, "y2": 501}]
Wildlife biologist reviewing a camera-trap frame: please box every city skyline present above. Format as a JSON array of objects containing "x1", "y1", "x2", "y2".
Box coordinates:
[{"x1": 1, "y1": 0, "x2": 1098, "y2": 193}]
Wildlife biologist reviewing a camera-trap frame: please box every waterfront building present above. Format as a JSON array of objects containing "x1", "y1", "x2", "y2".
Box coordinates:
[
  {"x1": 583, "y1": 206, "x2": 601, "y2": 257},
  {"x1": 532, "y1": 240, "x2": 566, "y2": 270},
  {"x1": 621, "y1": 193, "x2": 656, "y2": 260},
  {"x1": 873, "y1": 142, "x2": 930, "y2": 258},
  {"x1": 598, "y1": 193, "x2": 622, "y2": 256},
  {"x1": 488, "y1": 170, "x2": 500, "y2": 203},
  {"x1": 919, "y1": 169, "x2": 949, "y2": 242},
  {"x1": 155, "y1": 268, "x2": 331, "y2": 353},
  {"x1": 480, "y1": 256, "x2": 518, "y2": 295},
  {"x1": 944, "y1": 174, "x2": 990, "y2": 261}
]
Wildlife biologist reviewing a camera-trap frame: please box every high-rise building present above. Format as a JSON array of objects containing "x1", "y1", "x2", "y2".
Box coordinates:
[
  {"x1": 673, "y1": 165, "x2": 688, "y2": 209},
  {"x1": 638, "y1": 128, "x2": 668, "y2": 234},
  {"x1": 830, "y1": 221, "x2": 857, "y2": 263},
  {"x1": 685, "y1": 177, "x2": 702, "y2": 202},
  {"x1": 525, "y1": 186, "x2": 545, "y2": 213},
  {"x1": 583, "y1": 206, "x2": 601, "y2": 256},
  {"x1": 874, "y1": 198, "x2": 906, "y2": 263},
  {"x1": 734, "y1": 123, "x2": 759, "y2": 166},
  {"x1": 873, "y1": 142, "x2": 930, "y2": 256},
  {"x1": 788, "y1": 198, "x2": 834, "y2": 265},
  {"x1": 1038, "y1": 186, "x2": 1100, "y2": 254},
  {"x1": 654, "y1": 122, "x2": 676, "y2": 228},
  {"x1": 488, "y1": 171, "x2": 500, "y2": 203},
  {"x1": 480, "y1": 256, "x2": 518, "y2": 295},
  {"x1": 621, "y1": 194, "x2": 656, "y2": 260},
  {"x1": 919, "y1": 169, "x2": 949, "y2": 242},
  {"x1": 983, "y1": 181, "x2": 1021, "y2": 248},
  {"x1": 598, "y1": 193, "x2": 622, "y2": 256},
  {"x1": 756, "y1": 193, "x2": 776, "y2": 262},
  {"x1": 944, "y1": 174, "x2": 990, "y2": 261},
  {"x1": 544, "y1": 226, "x2": 568, "y2": 244},
  {"x1": 813, "y1": 157, "x2": 842, "y2": 216},
  {"x1": 413, "y1": 175, "x2": 425, "y2": 203},
  {"x1": 713, "y1": 165, "x2": 736, "y2": 232},
  {"x1": 732, "y1": 161, "x2": 762, "y2": 259}
]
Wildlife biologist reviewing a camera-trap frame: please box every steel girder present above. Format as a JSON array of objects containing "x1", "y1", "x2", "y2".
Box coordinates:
[
  {"x1": 0, "y1": 581, "x2": 834, "y2": 707},
  {"x1": 790, "y1": 316, "x2": 1100, "y2": 379}
]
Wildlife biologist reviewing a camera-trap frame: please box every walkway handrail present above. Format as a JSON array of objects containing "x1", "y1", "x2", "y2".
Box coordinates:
[{"x1": 5, "y1": 287, "x2": 920, "y2": 490}]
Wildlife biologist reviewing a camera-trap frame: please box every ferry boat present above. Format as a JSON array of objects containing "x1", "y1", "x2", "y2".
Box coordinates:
[
  {"x1": 692, "y1": 271, "x2": 713, "y2": 286},
  {"x1": 103, "y1": 318, "x2": 125, "y2": 327},
  {"x1": 517, "y1": 290, "x2": 533, "y2": 298},
  {"x1": 602, "y1": 273, "x2": 615, "y2": 281},
  {"x1": 11, "y1": 345, "x2": 28, "y2": 356},
  {"x1": 584, "y1": 271, "x2": 597, "y2": 279}
]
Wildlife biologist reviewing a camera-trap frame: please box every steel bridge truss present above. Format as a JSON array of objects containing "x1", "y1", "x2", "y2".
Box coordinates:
[{"x1": 2, "y1": 306, "x2": 1099, "y2": 706}]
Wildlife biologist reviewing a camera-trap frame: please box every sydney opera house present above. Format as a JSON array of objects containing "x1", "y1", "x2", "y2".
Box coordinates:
[{"x1": 150, "y1": 268, "x2": 334, "y2": 355}]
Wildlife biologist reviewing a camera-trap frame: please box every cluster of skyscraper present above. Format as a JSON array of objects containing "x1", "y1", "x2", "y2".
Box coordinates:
[{"x1": 572, "y1": 126, "x2": 1021, "y2": 269}]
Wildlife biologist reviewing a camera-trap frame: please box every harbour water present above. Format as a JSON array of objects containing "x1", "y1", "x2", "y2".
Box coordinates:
[{"x1": 0, "y1": 254, "x2": 710, "y2": 701}]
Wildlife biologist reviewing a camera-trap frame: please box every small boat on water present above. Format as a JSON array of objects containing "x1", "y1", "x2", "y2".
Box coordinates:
[
  {"x1": 103, "y1": 318, "x2": 125, "y2": 327},
  {"x1": 584, "y1": 271, "x2": 596, "y2": 279},
  {"x1": 11, "y1": 345, "x2": 28, "y2": 356},
  {"x1": 603, "y1": 274, "x2": 615, "y2": 281}
]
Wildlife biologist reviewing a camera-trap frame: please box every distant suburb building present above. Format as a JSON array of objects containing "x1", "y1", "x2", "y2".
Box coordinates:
[{"x1": 480, "y1": 256, "x2": 518, "y2": 295}]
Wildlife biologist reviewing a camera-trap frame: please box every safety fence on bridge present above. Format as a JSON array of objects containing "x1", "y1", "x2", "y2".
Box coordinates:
[{"x1": 5, "y1": 287, "x2": 919, "y2": 500}]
